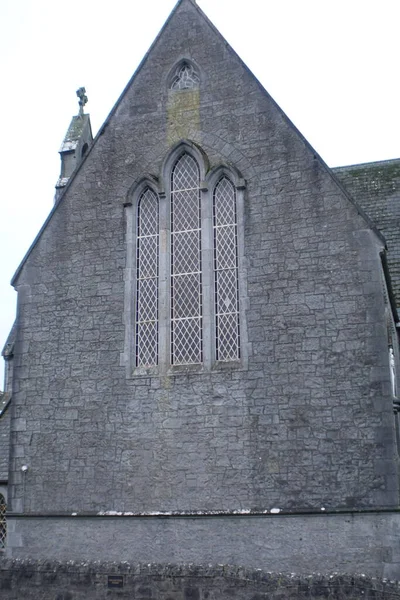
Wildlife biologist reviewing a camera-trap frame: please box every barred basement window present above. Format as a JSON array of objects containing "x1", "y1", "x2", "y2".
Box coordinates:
[
  {"x1": 0, "y1": 494, "x2": 6, "y2": 549},
  {"x1": 135, "y1": 188, "x2": 159, "y2": 367},
  {"x1": 213, "y1": 177, "x2": 240, "y2": 361},
  {"x1": 171, "y1": 154, "x2": 203, "y2": 365}
]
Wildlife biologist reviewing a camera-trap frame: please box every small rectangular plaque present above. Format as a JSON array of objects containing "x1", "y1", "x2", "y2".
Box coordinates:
[{"x1": 108, "y1": 575, "x2": 124, "y2": 589}]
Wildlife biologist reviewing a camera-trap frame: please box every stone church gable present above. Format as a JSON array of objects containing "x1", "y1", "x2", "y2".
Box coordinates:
[
  {"x1": 11, "y1": 0, "x2": 384, "y2": 289},
  {"x1": 2, "y1": 0, "x2": 400, "y2": 581}
]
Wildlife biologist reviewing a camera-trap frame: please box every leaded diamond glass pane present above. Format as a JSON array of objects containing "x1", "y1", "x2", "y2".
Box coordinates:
[
  {"x1": 172, "y1": 230, "x2": 201, "y2": 275},
  {"x1": 172, "y1": 274, "x2": 202, "y2": 319},
  {"x1": 216, "y1": 269, "x2": 239, "y2": 314},
  {"x1": 214, "y1": 177, "x2": 236, "y2": 226},
  {"x1": 137, "y1": 278, "x2": 158, "y2": 322},
  {"x1": 171, "y1": 190, "x2": 200, "y2": 231},
  {"x1": 0, "y1": 494, "x2": 6, "y2": 549},
  {"x1": 172, "y1": 318, "x2": 202, "y2": 365},
  {"x1": 216, "y1": 313, "x2": 240, "y2": 361},
  {"x1": 138, "y1": 189, "x2": 158, "y2": 236},
  {"x1": 136, "y1": 322, "x2": 158, "y2": 367},
  {"x1": 171, "y1": 63, "x2": 200, "y2": 90},
  {"x1": 213, "y1": 177, "x2": 240, "y2": 361},
  {"x1": 171, "y1": 154, "x2": 202, "y2": 365},
  {"x1": 137, "y1": 236, "x2": 158, "y2": 279},
  {"x1": 136, "y1": 188, "x2": 159, "y2": 368},
  {"x1": 172, "y1": 154, "x2": 199, "y2": 191},
  {"x1": 214, "y1": 226, "x2": 237, "y2": 271}
]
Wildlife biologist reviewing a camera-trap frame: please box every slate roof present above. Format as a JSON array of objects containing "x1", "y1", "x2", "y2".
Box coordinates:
[{"x1": 334, "y1": 159, "x2": 400, "y2": 304}]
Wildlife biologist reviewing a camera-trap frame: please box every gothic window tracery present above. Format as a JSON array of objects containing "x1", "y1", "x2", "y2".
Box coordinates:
[{"x1": 170, "y1": 63, "x2": 200, "y2": 90}]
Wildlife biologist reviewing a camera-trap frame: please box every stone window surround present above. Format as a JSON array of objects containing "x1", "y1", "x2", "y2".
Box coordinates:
[{"x1": 123, "y1": 141, "x2": 249, "y2": 378}]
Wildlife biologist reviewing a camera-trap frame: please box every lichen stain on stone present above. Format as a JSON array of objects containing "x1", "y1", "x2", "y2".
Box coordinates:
[
  {"x1": 60, "y1": 115, "x2": 88, "y2": 152},
  {"x1": 167, "y1": 89, "x2": 200, "y2": 146}
]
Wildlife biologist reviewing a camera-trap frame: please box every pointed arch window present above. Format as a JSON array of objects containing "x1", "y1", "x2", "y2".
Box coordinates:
[
  {"x1": 126, "y1": 144, "x2": 247, "y2": 376},
  {"x1": 0, "y1": 494, "x2": 6, "y2": 549},
  {"x1": 135, "y1": 188, "x2": 159, "y2": 367},
  {"x1": 213, "y1": 177, "x2": 240, "y2": 361},
  {"x1": 171, "y1": 154, "x2": 203, "y2": 365}
]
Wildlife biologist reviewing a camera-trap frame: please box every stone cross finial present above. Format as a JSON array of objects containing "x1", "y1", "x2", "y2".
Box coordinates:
[{"x1": 76, "y1": 87, "x2": 88, "y2": 116}]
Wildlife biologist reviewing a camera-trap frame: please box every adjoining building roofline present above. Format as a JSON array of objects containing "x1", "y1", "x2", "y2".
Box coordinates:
[{"x1": 333, "y1": 157, "x2": 400, "y2": 172}]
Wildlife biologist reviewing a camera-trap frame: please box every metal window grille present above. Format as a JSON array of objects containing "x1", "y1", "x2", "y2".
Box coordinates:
[
  {"x1": 0, "y1": 494, "x2": 6, "y2": 549},
  {"x1": 171, "y1": 63, "x2": 200, "y2": 90},
  {"x1": 135, "y1": 188, "x2": 159, "y2": 367},
  {"x1": 171, "y1": 154, "x2": 203, "y2": 364},
  {"x1": 213, "y1": 177, "x2": 240, "y2": 361}
]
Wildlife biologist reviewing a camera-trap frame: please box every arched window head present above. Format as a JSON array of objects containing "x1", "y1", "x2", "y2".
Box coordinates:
[
  {"x1": 171, "y1": 153, "x2": 202, "y2": 365},
  {"x1": 0, "y1": 494, "x2": 6, "y2": 549},
  {"x1": 135, "y1": 188, "x2": 159, "y2": 368},
  {"x1": 213, "y1": 177, "x2": 240, "y2": 361},
  {"x1": 170, "y1": 62, "x2": 200, "y2": 91}
]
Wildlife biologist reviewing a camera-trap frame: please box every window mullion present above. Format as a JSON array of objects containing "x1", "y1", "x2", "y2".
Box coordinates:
[{"x1": 158, "y1": 193, "x2": 169, "y2": 374}]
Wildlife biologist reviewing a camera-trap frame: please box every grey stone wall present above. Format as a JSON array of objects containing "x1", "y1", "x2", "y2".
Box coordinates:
[
  {"x1": 1, "y1": 561, "x2": 400, "y2": 600},
  {"x1": 6, "y1": 512, "x2": 400, "y2": 579},
  {"x1": 7, "y1": 0, "x2": 399, "y2": 521}
]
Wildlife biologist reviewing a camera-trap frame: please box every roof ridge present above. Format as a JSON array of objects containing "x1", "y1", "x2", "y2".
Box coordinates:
[{"x1": 333, "y1": 157, "x2": 400, "y2": 171}]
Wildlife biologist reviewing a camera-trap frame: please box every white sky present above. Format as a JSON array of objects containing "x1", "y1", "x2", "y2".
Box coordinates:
[{"x1": 0, "y1": 0, "x2": 399, "y2": 385}]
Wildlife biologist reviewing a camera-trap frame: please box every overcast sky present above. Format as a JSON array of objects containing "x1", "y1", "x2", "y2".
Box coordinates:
[{"x1": 0, "y1": 0, "x2": 399, "y2": 385}]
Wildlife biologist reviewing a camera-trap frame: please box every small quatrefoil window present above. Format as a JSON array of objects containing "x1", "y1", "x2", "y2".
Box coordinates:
[{"x1": 170, "y1": 62, "x2": 200, "y2": 90}]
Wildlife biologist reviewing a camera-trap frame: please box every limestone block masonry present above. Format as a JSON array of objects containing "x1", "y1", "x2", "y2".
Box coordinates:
[
  {"x1": 5, "y1": 512, "x2": 400, "y2": 579},
  {"x1": 2, "y1": 0, "x2": 400, "y2": 580},
  {"x1": 1, "y1": 562, "x2": 400, "y2": 600}
]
